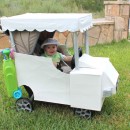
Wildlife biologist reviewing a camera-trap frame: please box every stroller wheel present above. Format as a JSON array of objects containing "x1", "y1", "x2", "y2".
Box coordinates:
[
  {"x1": 16, "y1": 98, "x2": 33, "y2": 112},
  {"x1": 74, "y1": 108, "x2": 92, "y2": 119}
]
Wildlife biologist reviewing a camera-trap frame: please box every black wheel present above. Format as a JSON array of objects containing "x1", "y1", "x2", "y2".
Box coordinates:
[
  {"x1": 16, "y1": 98, "x2": 33, "y2": 112},
  {"x1": 74, "y1": 108, "x2": 92, "y2": 119},
  {"x1": 24, "y1": 85, "x2": 34, "y2": 100}
]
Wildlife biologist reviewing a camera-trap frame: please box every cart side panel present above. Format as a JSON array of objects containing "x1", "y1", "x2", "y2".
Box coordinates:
[
  {"x1": 14, "y1": 53, "x2": 70, "y2": 105},
  {"x1": 70, "y1": 70, "x2": 102, "y2": 111}
]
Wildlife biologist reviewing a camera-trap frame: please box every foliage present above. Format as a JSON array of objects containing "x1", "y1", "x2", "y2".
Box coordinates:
[
  {"x1": 0, "y1": 0, "x2": 109, "y2": 17},
  {"x1": 74, "y1": 0, "x2": 104, "y2": 11},
  {"x1": 0, "y1": 40, "x2": 130, "y2": 129},
  {"x1": 0, "y1": 0, "x2": 83, "y2": 17},
  {"x1": 0, "y1": 0, "x2": 121, "y2": 17}
]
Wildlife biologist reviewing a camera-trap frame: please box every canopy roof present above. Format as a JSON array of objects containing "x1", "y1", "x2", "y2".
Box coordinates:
[{"x1": 1, "y1": 13, "x2": 93, "y2": 32}]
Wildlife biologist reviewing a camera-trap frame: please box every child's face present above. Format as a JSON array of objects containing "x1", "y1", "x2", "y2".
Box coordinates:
[{"x1": 44, "y1": 44, "x2": 57, "y2": 56}]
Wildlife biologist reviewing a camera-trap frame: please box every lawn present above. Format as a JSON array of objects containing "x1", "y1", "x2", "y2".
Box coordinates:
[{"x1": 0, "y1": 40, "x2": 130, "y2": 130}]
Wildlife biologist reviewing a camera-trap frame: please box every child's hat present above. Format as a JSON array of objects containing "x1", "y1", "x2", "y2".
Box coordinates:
[{"x1": 41, "y1": 38, "x2": 59, "y2": 48}]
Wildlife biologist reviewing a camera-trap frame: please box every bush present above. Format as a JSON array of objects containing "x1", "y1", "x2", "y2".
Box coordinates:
[
  {"x1": 74, "y1": 0, "x2": 104, "y2": 12},
  {"x1": 0, "y1": 0, "x2": 107, "y2": 16}
]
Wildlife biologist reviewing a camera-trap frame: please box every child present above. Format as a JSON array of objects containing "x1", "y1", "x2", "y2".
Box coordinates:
[{"x1": 41, "y1": 38, "x2": 72, "y2": 72}]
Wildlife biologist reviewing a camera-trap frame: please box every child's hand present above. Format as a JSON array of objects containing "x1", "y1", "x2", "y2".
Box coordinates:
[{"x1": 53, "y1": 62, "x2": 57, "y2": 67}]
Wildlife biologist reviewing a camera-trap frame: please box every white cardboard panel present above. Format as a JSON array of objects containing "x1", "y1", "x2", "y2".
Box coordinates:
[
  {"x1": 15, "y1": 53, "x2": 70, "y2": 105},
  {"x1": 70, "y1": 70, "x2": 102, "y2": 111}
]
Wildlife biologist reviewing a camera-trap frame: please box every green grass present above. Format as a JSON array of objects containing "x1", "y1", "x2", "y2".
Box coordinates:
[{"x1": 0, "y1": 40, "x2": 130, "y2": 130}]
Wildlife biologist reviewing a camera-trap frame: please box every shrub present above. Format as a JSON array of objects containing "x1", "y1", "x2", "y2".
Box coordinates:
[{"x1": 74, "y1": 0, "x2": 104, "y2": 12}]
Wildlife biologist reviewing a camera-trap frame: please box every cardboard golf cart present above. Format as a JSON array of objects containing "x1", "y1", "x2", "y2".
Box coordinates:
[{"x1": 1, "y1": 13, "x2": 119, "y2": 119}]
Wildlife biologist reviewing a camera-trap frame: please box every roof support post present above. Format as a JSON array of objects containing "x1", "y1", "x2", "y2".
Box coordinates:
[
  {"x1": 73, "y1": 32, "x2": 79, "y2": 69},
  {"x1": 84, "y1": 30, "x2": 89, "y2": 54},
  {"x1": 9, "y1": 31, "x2": 16, "y2": 51}
]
